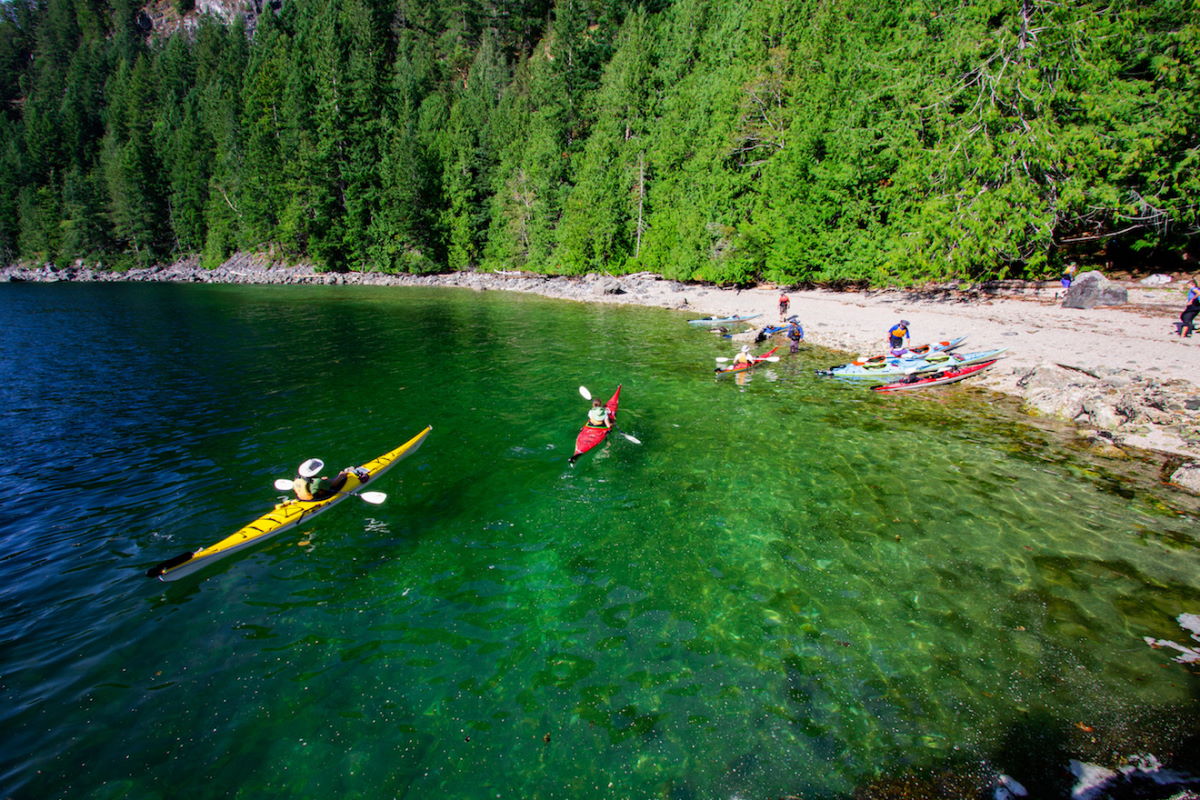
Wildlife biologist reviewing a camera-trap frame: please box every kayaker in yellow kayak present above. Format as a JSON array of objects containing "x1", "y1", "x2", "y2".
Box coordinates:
[{"x1": 293, "y1": 458, "x2": 367, "y2": 501}]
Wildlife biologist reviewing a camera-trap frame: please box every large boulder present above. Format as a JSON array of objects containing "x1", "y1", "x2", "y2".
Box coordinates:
[{"x1": 1062, "y1": 270, "x2": 1128, "y2": 309}]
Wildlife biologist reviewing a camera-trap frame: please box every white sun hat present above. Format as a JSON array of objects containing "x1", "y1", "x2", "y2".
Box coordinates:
[{"x1": 298, "y1": 458, "x2": 324, "y2": 478}]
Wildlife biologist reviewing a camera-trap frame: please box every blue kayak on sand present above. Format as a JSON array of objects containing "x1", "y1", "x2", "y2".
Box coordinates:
[
  {"x1": 687, "y1": 313, "x2": 761, "y2": 326},
  {"x1": 818, "y1": 348, "x2": 1007, "y2": 380}
]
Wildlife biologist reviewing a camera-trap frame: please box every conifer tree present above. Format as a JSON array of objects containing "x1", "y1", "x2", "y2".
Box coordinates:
[
  {"x1": 556, "y1": 7, "x2": 654, "y2": 272},
  {"x1": 371, "y1": 34, "x2": 441, "y2": 272},
  {"x1": 0, "y1": 117, "x2": 25, "y2": 263},
  {"x1": 101, "y1": 54, "x2": 169, "y2": 266},
  {"x1": 439, "y1": 30, "x2": 509, "y2": 269},
  {"x1": 239, "y1": 4, "x2": 291, "y2": 250}
]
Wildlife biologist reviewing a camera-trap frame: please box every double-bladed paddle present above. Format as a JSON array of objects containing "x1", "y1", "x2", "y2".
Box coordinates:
[{"x1": 272, "y1": 478, "x2": 387, "y2": 504}]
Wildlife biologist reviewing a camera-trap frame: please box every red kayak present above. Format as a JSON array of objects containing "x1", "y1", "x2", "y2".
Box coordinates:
[
  {"x1": 570, "y1": 385, "x2": 621, "y2": 463},
  {"x1": 714, "y1": 347, "x2": 779, "y2": 377},
  {"x1": 872, "y1": 360, "x2": 997, "y2": 393}
]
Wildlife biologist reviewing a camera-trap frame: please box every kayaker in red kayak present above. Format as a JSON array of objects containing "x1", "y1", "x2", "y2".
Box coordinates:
[
  {"x1": 586, "y1": 398, "x2": 613, "y2": 429},
  {"x1": 570, "y1": 386, "x2": 623, "y2": 464},
  {"x1": 733, "y1": 345, "x2": 755, "y2": 366}
]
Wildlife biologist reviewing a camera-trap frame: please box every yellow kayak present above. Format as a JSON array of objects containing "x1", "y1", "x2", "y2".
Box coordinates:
[{"x1": 146, "y1": 426, "x2": 432, "y2": 581}]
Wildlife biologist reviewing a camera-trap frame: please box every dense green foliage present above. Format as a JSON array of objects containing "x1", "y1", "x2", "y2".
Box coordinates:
[{"x1": 1, "y1": 0, "x2": 1197, "y2": 284}]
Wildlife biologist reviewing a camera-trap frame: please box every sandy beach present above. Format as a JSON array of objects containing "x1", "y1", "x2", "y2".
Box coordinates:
[{"x1": 5, "y1": 261, "x2": 1199, "y2": 468}]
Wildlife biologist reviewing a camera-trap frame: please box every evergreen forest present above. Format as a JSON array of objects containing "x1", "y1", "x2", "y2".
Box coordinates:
[{"x1": 1, "y1": 0, "x2": 1197, "y2": 285}]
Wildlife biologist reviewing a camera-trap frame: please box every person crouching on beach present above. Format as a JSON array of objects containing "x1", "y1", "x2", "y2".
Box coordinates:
[{"x1": 887, "y1": 320, "x2": 911, "y2": 351}]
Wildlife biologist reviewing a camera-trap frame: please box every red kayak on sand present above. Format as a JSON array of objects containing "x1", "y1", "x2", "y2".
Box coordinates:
[
  {"x1": 714, "y1": 347, "x2": 779, "y2": 377},
  {"x1": 871, "y1": 360, "x2": 997, "y2": 393},
  {"x1": 570, "y1": 385, "x2": 621, "y2": 464}
]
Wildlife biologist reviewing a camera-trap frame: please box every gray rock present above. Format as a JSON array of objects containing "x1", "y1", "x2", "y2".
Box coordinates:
[
  {"x1": 597, "y1": 277, "x2": 626, "y2": 295},
  {"x1": 1083, "y1": 432, "x2": 1128, "y2": 458},
  {"x1": 1016, "y1": 363, "x2": 1099, "y2": 392},
  {"x1": 1140, "y1": 273, "x2": 1173, "y2": 286},
  {"x1": 1080, "y1": 396, "x2": 1128, "y2": 429},
  {"x1": 1170, "y1": 462, "x2": 1200, "y2": 493},
  {"x1": 1062, "y1": 270, "x2": 1128, "y2": 309}
]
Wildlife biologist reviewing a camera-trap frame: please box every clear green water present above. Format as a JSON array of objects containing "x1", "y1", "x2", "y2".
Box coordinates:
[{"x1": 1, "y1": 283, "x2": 1198, "y2": 799}]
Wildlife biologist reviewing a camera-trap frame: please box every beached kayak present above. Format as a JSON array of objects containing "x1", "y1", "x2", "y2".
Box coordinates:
[
  {"x1": 871, "y1": 360, "x2": 997, "y2": 393},
  {"x1": 819, "y1": 348, "x2": 1006, "y2": 380},
  {"x1": 715, "y1": 346, "x2": 780, "y2": 377},
  {"x1": 570, "y1": 386, "x2": 621, "y2": 464},
  {"x1": 755, "y1": 316, "x2": 802, "y2": 338},
  {"x1": 146, "y1": 426, "x2": 433, "y2": 581},
  {"x1": 687, "y1": 314, "x2": 761, "y2": 326},
  {"x1": 852, "y1": 337, "x2": 967, "y2": 364}
]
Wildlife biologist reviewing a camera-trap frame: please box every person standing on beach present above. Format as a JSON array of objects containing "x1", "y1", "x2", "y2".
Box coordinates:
[
  {"x1": 887, "y1": 320, "x2": 911, "y2": 350},
  {"x1": 1178, "y1": 278, "x2": 1199, "y2": 338},
  {"x1": 786, "y1": 318, "x2": 804, "y2": 353},
  {"x1": 778, "y1": 292, "x2": 790, "y2": 320}
]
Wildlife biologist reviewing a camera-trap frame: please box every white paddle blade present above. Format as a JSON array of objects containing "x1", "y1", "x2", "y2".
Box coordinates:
[
  {"x1": 274, "y1": 479, "x2": 294, "y2": 491},
  {"x1": 621, "y1": 432, "x2": 642, "y2": 445},
  {"x1": 714, "y1": 357, "x2": 731, "y2": 363},
  {"x1": 762, "y1": 356, "x2": 781, "y2": 362},
  {"x1": 359, "y1": 491, "x2": 387, "y2": 504},
  {"x1": 578, "y1": 385, "x2": 593, "y2": 400}
]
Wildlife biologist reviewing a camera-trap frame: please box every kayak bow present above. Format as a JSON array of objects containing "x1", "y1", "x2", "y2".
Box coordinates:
[{"x1": 146, "y1": 425, "x2": 433, "y2": 581}]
